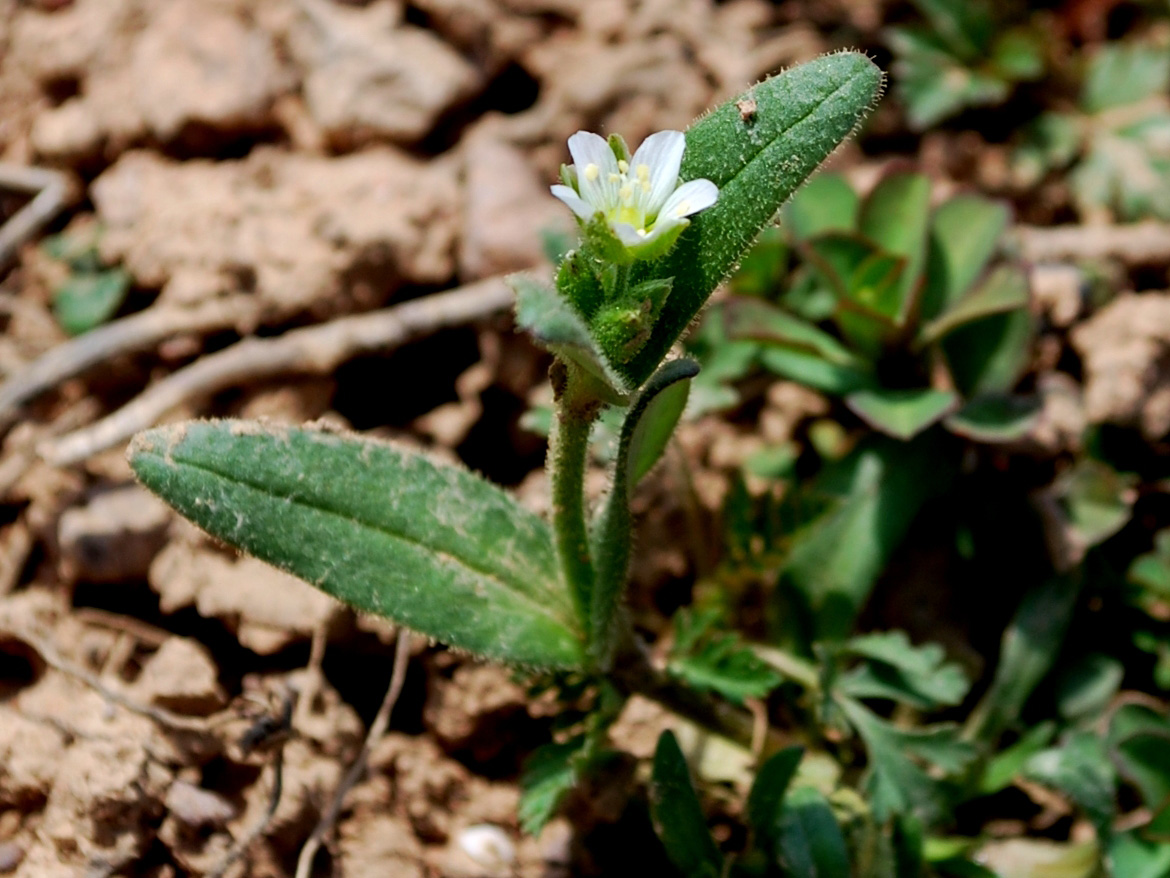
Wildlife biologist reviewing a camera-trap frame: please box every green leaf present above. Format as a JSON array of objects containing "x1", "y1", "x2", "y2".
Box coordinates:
[
  {"x1": 979, "y1": 721, "x2": 1057, "y2": 795},
  {"x1": 619, "y1": 52, "x2": 884, "y2": 387},
  {"x1": 775, "y1": 786, "x2": 852, "y2": 878},
  {"x1": 512, "y1": 274, "x2": 628, "y2": 402},
  {"x1": 839, "y1": 697, "x2": 976, "y2": 821},
  {"x1": 941, "y1": 307, "x2": 1033, "y2": 397},
  {"x1": 845, "y1": 388, "x2": 959, "y2": 441},
  {"x1": 1024, "y1": 731, "x2": 1117, "y2": 836},
  {"x1": 519, "y1": 736, "x2": 587, "y2": 835},
  {"x1": 966, "y1": 574, "x2": 1081, "y2": 743},
  {"x1": 943, "y1": 394, "x2": 1041, "y2": 444},
  {"x1": 1082, "y1": 42, "x2": 1170, "y2": 114},
  {"x1": 840, "y1": 630, "x2": 971, "y2": 710},
  {"x1": 785, "y1": 173, "x2": 860, "y2": 241},
  {"x1": 922, "y1": 195, "x2": 1010, "y2": 321},
  {"x1": 1054, "y1": 653, "x2": 1123, "y2": 723},
  {"x1": 1053, "y1": 459, "x2": 1138, "y2": 551},
  {"x1": 668, "y1": 609, "x2": 783, "y2": 705},
  {"x1": 1109, "y1": 705, "x2": 1170, "y2": 811},
  {"x1": 747, "y1": 746, "x2": 805, "y2": 843},
  {"x1": 52, "y1": 269, "x2": 131, "y2": 336},
  {"x1": 1109, "y1": 830, "x2": 1170, "y2": 878},
  {"x1": 129, "y1": 420, "x2": 586, "y2": 668},
  {"x1": 591, "y1": 359, "x2": 699, "y2": 666},
  {"x1": 730, "y1": 225, "x2": 789, "y2": 296},
  {"x1": 776, "y1": 434, "x2": 951, "y2": 641},
  {"x1": 918, "y1": 265, "x2": 1029, "y2": 347},
  {"x1": 650, "y1": 731, "x2": 723, "y2": 878},
  {"x1": 859, "y1": 171, "x2": 933, "y2": 308},
  {"x1": 909, "y1": 0, "x2": 994, "y2": 59}
]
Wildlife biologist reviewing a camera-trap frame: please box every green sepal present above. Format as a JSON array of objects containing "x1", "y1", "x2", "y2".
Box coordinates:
[{"x1": 129, "y1": 420, "x2": 586, "y2": 669}]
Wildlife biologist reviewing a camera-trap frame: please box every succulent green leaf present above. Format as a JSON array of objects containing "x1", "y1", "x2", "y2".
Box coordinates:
[
  {"x1": 52, "y1": 269, "x2": 131, "y2": 336},
  {"x1": 650, "y1": 731, "x2": 723, "y2": 878},
  {"x1": 918, "y1": 265, "x2": 1029, "y2": 347},
  {"x1": 845, "y1": 388, "x2": 959, "y2": 441},
  {"x1": 941, "y1": 307, "x2": 1033, "y2": 397},
  {"x1": 785, "y1": 173, "x2": 860, "y2": 241},
  {"x1": 774, "y1": 786, "x2": 852, "y2": 878},
  {"x1": 859, "y1": 171, "x2": 933, "y2": 307},
  {"x1": 922, "y1": 195, "x2": 1010, "y2": 321},
  {"x1": 618, "y1": 52, "x2": 884, "y2": 387},
  {"x1": 943, "y1": 394, "x2": 1041, "y2": 443},
  {"x1": 129, "y1": 420, "x2": 585, "y2": 669}
]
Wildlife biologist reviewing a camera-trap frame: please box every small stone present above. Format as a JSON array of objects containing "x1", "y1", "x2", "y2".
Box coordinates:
[
  {"x1": 164, "y1": 780, "x2": 235, "y2": 830},
  {"x1": 133, "y1": 637, "x2": 225, "y2": 716}
]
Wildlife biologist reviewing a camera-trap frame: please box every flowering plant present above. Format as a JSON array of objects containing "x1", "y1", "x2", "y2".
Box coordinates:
[{"x1": 129, "y1": 53, "x2": 882, "y2": 831}]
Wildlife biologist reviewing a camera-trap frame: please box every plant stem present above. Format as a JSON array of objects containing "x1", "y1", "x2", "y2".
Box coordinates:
[{"x1": 549, "y1": 361, "x2": 601, "y2": 644}]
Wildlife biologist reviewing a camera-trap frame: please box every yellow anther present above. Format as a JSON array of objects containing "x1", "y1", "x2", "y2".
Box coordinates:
[
  {"x1": 636, "y1": 229, "x2": 648, "y2": 237},
  {"x1": 636, "y1": 164, "x2": 650, "y2": 181},
  {"x1": 619, "y1": 184, "x2": 634, "y2": 202},
  {"x1": 608, "y1": 173, "x2": 621, "y2": 183},
  {"x1": 584, "y1": 163, "x2": 600, "y2": 182},
  {"x1": 641, "y1": 181, "x2": 651, "y2": 193},
  {"x1": 617, "y1": 159, "x2": 629, "y2": 173}
]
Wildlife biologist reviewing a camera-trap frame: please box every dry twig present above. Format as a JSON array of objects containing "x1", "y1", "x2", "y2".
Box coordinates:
[
  {"x1": 39, "y1": 275, "x2": 514, "y2": 465},
  {"x1": 0, "y1": 164, "x2": 69, "y2": 274},
  {"x1": 0, "y1": 294, "x2": 257, "y2": 430},
  {"x1": 294, "y1": 631, "x2": 412, "y2": 878}
]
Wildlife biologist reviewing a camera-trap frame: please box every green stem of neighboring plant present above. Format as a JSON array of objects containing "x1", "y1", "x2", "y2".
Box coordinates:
[{"x1": 549, "y1": 361, "x2": 601, "y2": 648}]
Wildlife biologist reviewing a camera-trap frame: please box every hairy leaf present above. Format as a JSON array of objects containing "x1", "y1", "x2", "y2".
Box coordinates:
[{"x1": 130, "y1": 421, "x2": 586, "y2": 668}]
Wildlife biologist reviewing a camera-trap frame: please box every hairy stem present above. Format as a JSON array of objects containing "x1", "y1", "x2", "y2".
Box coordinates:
[{"x1": 549, "y1": 361, "x2": 601, "y2": 645}]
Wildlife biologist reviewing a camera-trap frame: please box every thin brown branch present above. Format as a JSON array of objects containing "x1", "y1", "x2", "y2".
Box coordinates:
[
  {"x1": 0, "y1": 164, "x2": 69, "y2": 273},
  {"x1": 0, "y1": 294, "x2": 257, "y2": 428},
  {"x1": 39, "y1": 275, "x2": 514, "y2": 466},
  {"x1": 294, "y1": 631, "x2": 412, "y2": 878}
]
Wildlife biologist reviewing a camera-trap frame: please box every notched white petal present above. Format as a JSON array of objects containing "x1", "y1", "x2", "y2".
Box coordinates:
[
  {"x1": 660, "y1": 178, "x2": 719, "y2": 219},
  {"x1": 550, "y1": 184, "x2": 596, "y2": 220},
  {"x1": 631, "y1": 130, "x2": 685, "y2": 212},
  {"x1": 568, "y1": 131, "x2": 618, "y2": 207}
]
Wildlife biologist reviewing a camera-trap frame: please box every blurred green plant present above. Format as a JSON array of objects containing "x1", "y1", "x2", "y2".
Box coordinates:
[
  {"x1": 40, "y1": 227, "x2": 130, "y2": 336},
  {"x1": 1014, "y1": 37, "x2": 1170, "y2": 221},
  {"x1": 886, "y1": 0, "x2": 1044, "y2": 130}
]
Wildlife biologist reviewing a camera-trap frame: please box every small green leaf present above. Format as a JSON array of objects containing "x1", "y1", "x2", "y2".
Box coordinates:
[
  {"x1": 1082, "y1": 42, "x2": 1170, "y2": 114},
  {"x1": 1109, "y1": 830, "x2": 1170, "y2": 878},
  {"x1": 776, "y1": 434, "x2": 951, "y2": 642},
  {"x1": 785, "y1": 173, "x2": 860, "y2": 240},
  {"x1": 1024, "y1": 731, "x2": 1117, "y2": 836},
  {"x1": 941, "y1": 307, "x2": 1033, "y2": 397},
  {"x1": 668, "y1": 609, "x2": 783, "y2": 705},
  {"x1": 519, "y1": 736, "x2": 587, "y2": 835},
  {"x1": 966, "y1": 573, "x2": 1082, "y2": 743},
  {"x1": 1053, "y1": 653, "x2": 1123, "y2": 723},
  {"x1": 918, "y1": 265, "x2": 1029, "y2": 347},
  {"x1": 1109, "y1": 704, "x2": 1170, "y2": 811},
  {"x1": 922, "y1": 195, "x2": 1010, "y2": 320},
  {"x1": 979, "y1": 721, "x2": 1057, "y2": 795},
  {"x1": 909, "y1": 0, "x2": 994, "y2": 59},
  {"x1": 1053, "y1": 459, "x2": 1137, "y2": 551},
  {"x1": 130, "y1": 421, "x2": 585, "y2": 669},
  {"x1": 845, "y1": 388, "x2": 959, "y2": 441},
  {"x1": 775, "y1": 786, "x2": 852, "y2": 878},
  {"x1": 859, "y1": 171, "x2": 932, "y2": 308},
  {"x1": 840, "y1": 630, "x2": 971, "y2": 710},
  {"x1": 943, "y1": 394, "x2": 1041, "y2": 443},
  {"x1": 626, "y1": 360, "x2": 694, "y2": 485},
  {"x1": 747, "y1": 746, "x2": 805, "y2": 842},
  {"x1": 52, "y1": 269, "x2": 131, "y2": 336},
  {"x1": 650, "y1": 731, "x2": 723, "y2": 878},
  {"x1": 619, "y1": 52, "x2": 884, "y2": 387}
]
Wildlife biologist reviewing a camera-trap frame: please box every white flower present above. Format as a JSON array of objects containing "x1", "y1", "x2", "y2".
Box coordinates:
[{"x1": 551, "y1": 130, "x2": 718, "y2": 259}]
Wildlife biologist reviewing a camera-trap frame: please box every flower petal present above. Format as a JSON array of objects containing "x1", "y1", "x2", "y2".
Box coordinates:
[
  {"x1": 610, "y1": 221, "x2": 646, "y2": 246},
  {"x1": 631, "y1": 130, "x2": 685, "y2": 213},
  {"x1": 550, "y1": 184, "x2": 596, "y2": 220},
  {"x1": 567, "y1": 131, "x2": 619, "y2": 211},
  {"x1": 658, "y1": 178, "x2": 719, "y2": 221}
]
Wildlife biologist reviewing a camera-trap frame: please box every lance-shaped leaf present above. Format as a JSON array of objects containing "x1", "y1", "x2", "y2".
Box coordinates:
[
  {"x1": 650, "y1": 731, "x2": 724, "y2": 878},
  {"x1": 129, "y1": 420, "x2": 586, "y2": 669},
  {"x1": 591, "y1": 358, "x2": 698, "y2": 665},
  {"x1": 618, "y1": 52, "x2": 884, "y2": 386},
  {"x1": 845, "y1": 387, "x2": 959, "y2": 440}
]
